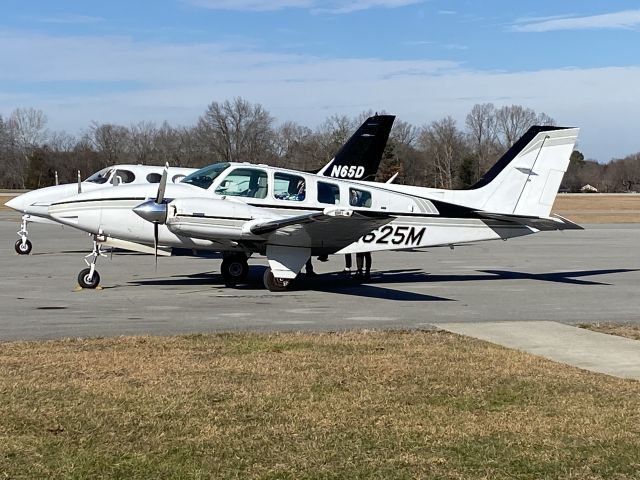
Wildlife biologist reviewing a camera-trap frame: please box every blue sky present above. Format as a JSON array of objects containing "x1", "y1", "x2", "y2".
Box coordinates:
[{"x1": 1, "y1": 0, "x2": 640, "y2": 161}]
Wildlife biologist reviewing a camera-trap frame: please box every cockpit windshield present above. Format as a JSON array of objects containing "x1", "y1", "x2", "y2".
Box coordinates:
[
  {"x1": 181, "y1": 162, "x2": 231, "y2": 189},
  {"x1": 86, "y1": 168, "x2": 113, "y2": 184}
]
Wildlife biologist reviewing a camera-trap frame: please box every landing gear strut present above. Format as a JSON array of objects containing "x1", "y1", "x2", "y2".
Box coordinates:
[
  {"x1": 220, "y1": 253, "x2": 249, "y2": 286},
  {"x1": 263, "y1": 267, "x2": 291, "y2": 292},
  {"x1": 77, "y1": 236, "x2": 106, "y2": 289},
  {"x1": 14, "y1": 215, "x2": 32, "y2": 255}
]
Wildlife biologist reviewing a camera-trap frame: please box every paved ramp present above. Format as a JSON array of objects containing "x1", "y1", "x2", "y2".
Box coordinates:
[{"x1": 433, "y1": 321, "x2": 640, "y2": 380}]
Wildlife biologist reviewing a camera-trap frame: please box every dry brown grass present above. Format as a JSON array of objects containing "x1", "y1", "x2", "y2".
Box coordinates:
[
  {"x1": 2, "y1": 330, "x2": 640, "y2": 479},
  {"x1": 553, "y1": 194, "x2": 640, "y2": 223},
  {"x1": 580, "y1": 323, "x2": 640, "y2": 341},
  {"x1": 0, "y1": 195, "x2": 16, "y2": 210}
]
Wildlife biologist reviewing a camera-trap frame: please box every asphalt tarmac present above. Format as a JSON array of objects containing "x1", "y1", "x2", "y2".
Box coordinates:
[{"x1": 1, "y1": 211, "x2": 639, "y2": 341}]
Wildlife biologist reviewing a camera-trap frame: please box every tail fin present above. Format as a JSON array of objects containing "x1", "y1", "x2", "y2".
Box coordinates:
[
  {"x1": 467, "y1": 126, "x2": 579, "y2": 218},
  {"x1": 317, "y1": 114, "x2": 395, "y2": 180}
]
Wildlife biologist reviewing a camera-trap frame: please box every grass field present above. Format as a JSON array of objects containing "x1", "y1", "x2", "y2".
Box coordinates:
[
  {"x1": 2, "y1": 331, "x2": 640, "y2": 479},
  {"x1": 3, "y1": 192, "x2": 640, "y2": 223}
]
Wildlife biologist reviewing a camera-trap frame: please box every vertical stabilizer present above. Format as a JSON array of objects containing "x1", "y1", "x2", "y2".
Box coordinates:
[
  {"x1": 468, "y1": 126, "x2": 579, "y2": 217},
  {"x1": 317, "y1": 114, "x2": 395, "y2": 181}
]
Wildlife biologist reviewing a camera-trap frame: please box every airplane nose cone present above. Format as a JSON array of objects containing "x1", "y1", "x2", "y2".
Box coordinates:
[
  {"x1": 4, "y1": 195, "x2": 25, "y2": 212},
  {"x1": 133, "y1": 200, "x2": 167, "y2": 224}
]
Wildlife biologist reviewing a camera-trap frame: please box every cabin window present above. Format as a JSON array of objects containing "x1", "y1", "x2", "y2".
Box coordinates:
[
  {"x1": 274, "y1": 173, "x2": 306, "y2": 202},
  {"x1": 147, "y1": 173, "x2": 162, "y2": 183},
  {"x1": 182, "y1": 162, "x2": 230, "y2": 189},
  {"x1": 215, "y1": 168, "x2": 268, "y2": 199},
  {"x1": 172, "y1": 174, "x2": 186, "y2": 183},
  {"x1": 349, "y1": 188, "x2": 372, "y2": 208},
  {"x1": 317, "y1": 181, "x2": 340, "y2": 204},
  {"x1": 113, "y1": 169, "x2": 135, "y2": 184}
]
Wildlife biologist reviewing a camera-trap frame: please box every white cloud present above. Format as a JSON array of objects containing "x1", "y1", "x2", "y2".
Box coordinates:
[
  {"x1": 185, "y1": 0, "x2": 424, "y2": 13},
  {"x1": 511, "y1": 9, "x2": 640, "y2": 32},
  {"x1": 0, "y1": 30, "x2": 639, "y2": 161}
]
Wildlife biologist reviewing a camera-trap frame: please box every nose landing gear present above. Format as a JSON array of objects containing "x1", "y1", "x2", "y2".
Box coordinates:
[
  {"x1": 78, "y1": 236, "x2": 106, "y2": 289},
  {"x1": 14, "y1": 215, "x2": 32, "y2": 255}
]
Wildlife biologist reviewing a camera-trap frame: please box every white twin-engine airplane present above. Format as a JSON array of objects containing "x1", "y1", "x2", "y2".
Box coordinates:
[
  {"x1": 45, "y1": 115, "x2": 396, "y2": 288},
  {"x1": 49, "y1": 125, "x2": 580, "y2": 292}
]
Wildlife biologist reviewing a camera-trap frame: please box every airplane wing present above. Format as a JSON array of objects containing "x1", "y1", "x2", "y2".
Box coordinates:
[
  {"x1": 476, "y1": 212, "x2": 583, "y2": 231},
  {"x1": 249, "y1": 207, "x2": 393, "y2": 249}
]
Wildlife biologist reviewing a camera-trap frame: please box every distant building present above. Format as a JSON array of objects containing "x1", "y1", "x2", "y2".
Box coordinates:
[{"x1": 580, "y1": 184, "x2": 598, "y2": 193}]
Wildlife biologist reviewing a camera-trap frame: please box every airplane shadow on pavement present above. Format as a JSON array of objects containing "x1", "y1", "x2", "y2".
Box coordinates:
[
  {"x1": 126, "y1": 267, "x2": 636, "y2": 300},
  {"x1": 128, "y1": 266, "x2": 451, "y2": 302}
]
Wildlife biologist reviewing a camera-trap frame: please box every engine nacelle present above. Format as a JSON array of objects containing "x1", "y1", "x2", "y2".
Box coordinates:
[{"x1": 166, "y1": 197, "x2": 276, "y2": 241}]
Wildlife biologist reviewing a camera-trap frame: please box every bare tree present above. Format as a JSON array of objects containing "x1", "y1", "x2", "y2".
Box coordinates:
[
  {"x1": 465, "y1": 103, "x2": 499, "y2": 182},
  {"x1": 129, "y1": 121, "x2": 157, "y2": 164},
  {"x1": 197, "y1": 97, "x2": 275, "y2": 163},
  {"x1": 419, "y1": 117, "x2": 468, "y2": 189},
  {"x1": 4, "y1": 108, "x2": 49, "y2": 188},
  {"x1": 274, "y1": 121, "x2": 317, "y2": 170},
  {"x1": 89, "y1": 122, "x2": 131, "y2": 164}
]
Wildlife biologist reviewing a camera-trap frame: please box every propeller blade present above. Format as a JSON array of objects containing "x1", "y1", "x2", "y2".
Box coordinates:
[
  {"x1": 155, "y1": 163, "x2": 169, "y2": 204},
  {"x1": 154, "y1": 223, "x2": 159, "y2": 270},
  {"x1": 77, "y1": 170, "x2": 82, "y2": 194}
]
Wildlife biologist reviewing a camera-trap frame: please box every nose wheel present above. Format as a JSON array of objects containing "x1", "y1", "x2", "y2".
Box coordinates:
[
  {"x1": 220, "y1": 254, "x2": 249, "y2": 286},
  {"x1": 78, "y1": 268, "x2": 101, "y2": 289},
  {"x1": 15, "y1": 239, "x2": 32, "y2": 255}
]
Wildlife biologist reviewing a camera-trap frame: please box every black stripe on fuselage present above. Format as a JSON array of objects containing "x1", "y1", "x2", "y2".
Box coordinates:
[
  {"x1": 51, "y1": 197, "x2": 163, "y2": 206},
  {"x1": 51, "y1": 196, "x2": 495, "y2": 221}
]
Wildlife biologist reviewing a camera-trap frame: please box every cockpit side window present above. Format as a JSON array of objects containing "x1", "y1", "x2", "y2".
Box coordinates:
[
  {"x1": 86, "y1": 167, "x2": 113, "y2": 184},
  {"x1": 215, "y1": 168, "x2": 268, "y2": 199},
  {"x1": 349, "y1": 188, "x2": 372, "y2": 208},
  {"x1": 274, "y1": 173, "x2": 306, "y2": 201},
  {"x1": 317, "y1": 181, "x2": 340, "y2": 204},
  {"x1": 181, "y1": 163, "x2": 231, "y2": 190}
]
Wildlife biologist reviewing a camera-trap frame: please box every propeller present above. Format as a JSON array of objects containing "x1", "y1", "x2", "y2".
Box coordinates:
[
  {"x1": 77, "y1": 170, "x2": 82, "y2": 193},
  {"x1": 133, "y1": 163, "x2": 170, "y2": 269}
]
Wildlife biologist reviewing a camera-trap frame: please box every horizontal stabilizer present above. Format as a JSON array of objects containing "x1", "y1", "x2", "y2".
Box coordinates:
[{"x1": 476, "y1": 211, "x2": 583, "y2": 231}]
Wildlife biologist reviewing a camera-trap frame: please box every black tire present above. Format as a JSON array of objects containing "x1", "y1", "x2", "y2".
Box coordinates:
[
  {"x1": 78, "y1": 267, "x2": 100, "y2": 289},
  {"x1": 263, "y1": 268, "x2": 289, "y2": 292},
  {"x1": 14, "y1": 239, "x2": 32, "y2": 255},
  {"x1": 221, "y1": 256, "x2": 249, "y2": 285}
]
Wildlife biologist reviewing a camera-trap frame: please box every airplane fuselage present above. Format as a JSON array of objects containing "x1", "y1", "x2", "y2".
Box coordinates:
[{"x1": 49, "y1": 162, "x2": 534, "y2": 255}]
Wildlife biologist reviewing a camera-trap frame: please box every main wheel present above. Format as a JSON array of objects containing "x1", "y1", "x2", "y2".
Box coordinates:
[
  {"x1": 221, "y1": 256, "x2": 249, "y2": 285},
  {"x1": 263, "y1": 268, "x2": 290, "y2": 292},
  {"x1": 78, "y1": 267, "x2": 100, "y2": 289},
  {"x1": 14, "y1": 239, "x2": 32, "y2": 255}
]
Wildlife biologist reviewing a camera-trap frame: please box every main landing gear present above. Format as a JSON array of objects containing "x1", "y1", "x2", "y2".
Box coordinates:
[
  {"x1": 263, "y1": 268, "x2": 291, "y2": 292},
  {"x1": 77, "y1": 235, "x2": 106, "y2": 289},
  {"x1": 14, "y1": 215, "x2": 32, "y2": 255},
  {"x1": 220, "y1": 253, "x2": 249, "y2": 286}
]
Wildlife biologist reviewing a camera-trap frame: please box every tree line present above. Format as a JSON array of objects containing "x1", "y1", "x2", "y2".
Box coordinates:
[{"x1": 1, "y1": 98, "x2": 638, "y2": 192}]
